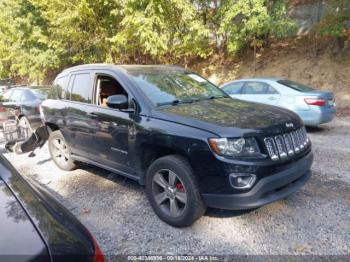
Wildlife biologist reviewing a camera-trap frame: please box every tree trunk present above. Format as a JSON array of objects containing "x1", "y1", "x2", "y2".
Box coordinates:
[
  {"x1": 253, "y1": 41, "x2": 257, "y2": 74},
  {"x1": 314, "y1": 0, "x2": 324, "y2": 57}
]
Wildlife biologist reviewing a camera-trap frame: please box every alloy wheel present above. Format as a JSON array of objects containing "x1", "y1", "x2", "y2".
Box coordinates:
[
  {"x1": 51, "y1": 138, "x2": 70, "y2": 166},
  {"x1": 152, "y1": 169, "x2": 187, "y2": 217}
]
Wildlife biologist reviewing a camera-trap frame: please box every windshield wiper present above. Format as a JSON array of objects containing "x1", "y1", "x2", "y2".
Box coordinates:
[
  {"x1": 156, "y1": 98, "x2": 197, "y2": 107},
  {"x1": 200, "y1": 95, "x2": 228, "y2": 101}
]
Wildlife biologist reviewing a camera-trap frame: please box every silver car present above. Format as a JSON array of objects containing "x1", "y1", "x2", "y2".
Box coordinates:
[{"x1": 220, "y1": 78, "x2": 336, "y2": 126}]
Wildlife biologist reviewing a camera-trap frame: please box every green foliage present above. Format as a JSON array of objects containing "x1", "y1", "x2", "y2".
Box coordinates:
[
  {"x1": 0, "y1": 0, "x2": 296, "y2": 81},
  {"x1": 219, "y1": 0, "x2": 296, "y2": 54},
  {"x1": 111, "y1": 0, "x2": 211, "y2": 62},
  {"x1": 316, "y1": 0, "x2": 350, "y2": 38}
]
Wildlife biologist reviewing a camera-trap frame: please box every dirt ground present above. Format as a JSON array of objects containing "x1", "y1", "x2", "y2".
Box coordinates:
[{"x1": 2, "y1": 117, "x2": 350, "y2": 258}]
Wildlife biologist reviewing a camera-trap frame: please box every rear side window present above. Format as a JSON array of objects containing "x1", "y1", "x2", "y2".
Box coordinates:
[
  {"x1": 242, "y1": 82, "x2": 269, "y2": 94},
  {"x1": 70, "y1": 73, "x2": 92, "y2": 103},
  {"x1": 222, "y1": 82, "x2": 243, "y2": 94},
  {"x1": 266, "y1": 85, "x2": 279, "y2": 94},
  {"x1": 51, "y1": 76, "x2": 69, "y2": 99},
  {"x1": 278, "y1": 80, "x2": 314, "y2": 92}
]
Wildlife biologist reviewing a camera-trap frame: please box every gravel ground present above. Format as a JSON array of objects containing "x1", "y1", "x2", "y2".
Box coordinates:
[{"x1": 3, "y1": 117, "x2": 350, "y2": 257}]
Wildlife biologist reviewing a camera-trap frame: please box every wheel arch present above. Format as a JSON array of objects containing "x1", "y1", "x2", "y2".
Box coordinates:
[
  {"x1": 45, "y1": 122, "x2": 60, "y2": 133},
  {"x1": 138, "y1": 144, "x2": 192, "y2": 185}
]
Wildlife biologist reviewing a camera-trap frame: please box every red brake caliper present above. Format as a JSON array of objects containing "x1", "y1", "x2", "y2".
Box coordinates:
[{"x1": 175, "y1": 182, "x2": 184, "y2": 192}]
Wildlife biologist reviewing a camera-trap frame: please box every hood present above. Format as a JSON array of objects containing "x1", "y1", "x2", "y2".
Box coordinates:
[
  {"x1": 0, "y1": 156, "x2": 95, "y2": 258},
  {"x1": 0, "y1": 177, "x2": 48, "y2": 258},
  {"x1": 152, "y1": 98, "x2": 303, "y2": 137}
]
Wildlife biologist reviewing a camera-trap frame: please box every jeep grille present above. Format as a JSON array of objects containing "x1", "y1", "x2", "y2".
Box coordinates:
[{"x1": 264, "y1": 127, "x2": 310, "y2": 161}]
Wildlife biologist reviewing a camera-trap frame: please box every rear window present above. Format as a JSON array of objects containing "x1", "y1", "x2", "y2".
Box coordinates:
[
  {"x1": 21, "y1": 90, "x2": 37, "y2": 101},
  {"x1": 32, "y1": 89, "x2": 50, "y2": 99},
  {"x1": 10, "y1": 89, "x2": 23, "y2": 102},
  {"x1": 278, "y1": 80, "x2": 315, "y2": 92}
]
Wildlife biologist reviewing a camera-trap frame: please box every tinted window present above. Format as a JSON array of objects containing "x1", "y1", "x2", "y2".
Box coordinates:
[
  {"x1": 222, "y1": 82, "x2": 243, "y2": 94},
  {"x1": 70, "y1": 74, "x2": 92, "y2": 103},
  {"x1": 20, "y1": 90, "x2": 36, "y2": 101},
  {"x1": 52, "y1": 76, "x2": 69, "y2": 99},
  {"x1": 128, "y1": 71, "x2": 227, "y2": 106},
  {"x1": 278, "y1": 80, "x2": 314, "y2": 92},
  {"x1": 242, "y1": 82, "x2": 269, "y2": 94}
]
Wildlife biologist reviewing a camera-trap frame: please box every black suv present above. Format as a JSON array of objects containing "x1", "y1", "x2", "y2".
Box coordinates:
[{"x1": 38, "y1": 64, "x2": 313, "y2": 227}]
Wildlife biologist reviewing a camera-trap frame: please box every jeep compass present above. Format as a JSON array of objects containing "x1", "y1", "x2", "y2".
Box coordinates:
[{"x1": 26, "y1": 64, "x2": 313, "y2": 227}]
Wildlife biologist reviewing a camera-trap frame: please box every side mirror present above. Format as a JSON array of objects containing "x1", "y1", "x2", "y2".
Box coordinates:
[{"x1": 106, "y1": 94, "x2": 128, "y2": 110}]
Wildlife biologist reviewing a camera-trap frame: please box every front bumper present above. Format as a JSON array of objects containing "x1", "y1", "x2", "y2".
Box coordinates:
[{"x1": 202, "y1": 151, "x2": 313, "y2": 210}]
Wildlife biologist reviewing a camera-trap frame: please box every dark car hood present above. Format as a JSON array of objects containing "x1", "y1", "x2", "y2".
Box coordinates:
[
  {"x1": 0, "y1": 178, "x2": 48, "y2": 260},
  {"x1": 152, "y1": 98, "x2": 302, "y2": 136},
  {"x1": 0, "y1": 156, "x2": 95, "y2": 260}
]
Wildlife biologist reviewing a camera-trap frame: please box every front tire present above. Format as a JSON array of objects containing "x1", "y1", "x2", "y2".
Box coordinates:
[
  {"x1": 48, "y1": 130, "x2": 77, "y2": 171},
  {"x1": 146, "y1": 155, "x2": 206, "y2": 227}
]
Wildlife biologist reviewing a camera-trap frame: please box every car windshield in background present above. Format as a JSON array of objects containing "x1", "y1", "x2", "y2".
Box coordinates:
[
  {"x1": 278, "y1": 80, "x2": 315, "y2": 92},
  {"x1": 32, "y1": 89, "x2": 50, "y2": 99},
  {"x1": 129, "y1": 71, "x2": 227, "y2": 106}
]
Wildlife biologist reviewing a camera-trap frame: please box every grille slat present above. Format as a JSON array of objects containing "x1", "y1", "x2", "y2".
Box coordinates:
[
  {"x1": 264, "y1": 127, "x2": 310, "y2": 161},
  {"x1": 283, "y1": 133, "x2": 295, "y2": 156},
  {"x1": 274, "y1": 135, "x2": 287, "y2": 159},
  {"x1": 291, "y1": 131, "x2": 300, "y2": 153}
]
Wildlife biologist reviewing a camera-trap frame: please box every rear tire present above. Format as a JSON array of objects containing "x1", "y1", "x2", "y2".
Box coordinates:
[
  {"x1": 48, "y1": 130, "x2": 77, "y2": 171},
  {"x1": 146, "y1": 155, "x2": 206, "y2": 227}
]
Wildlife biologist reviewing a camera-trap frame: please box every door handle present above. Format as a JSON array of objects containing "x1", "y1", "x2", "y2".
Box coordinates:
[{"x1": 268, "y1": 96, "x2": 277, "y2": 100}]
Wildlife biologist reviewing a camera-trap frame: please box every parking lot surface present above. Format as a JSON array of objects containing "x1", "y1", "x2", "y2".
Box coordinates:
[{"x1": 3, "y1": 117, "x2": 350, "y2": 256}]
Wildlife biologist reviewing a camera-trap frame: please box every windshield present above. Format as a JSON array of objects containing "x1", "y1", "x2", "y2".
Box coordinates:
[
  {"x1": 128, "y1": 70, "x2": 227, "y2": 106},
  {"x1": 278, "y1": 80, "x2": 315, "y2": 92}
]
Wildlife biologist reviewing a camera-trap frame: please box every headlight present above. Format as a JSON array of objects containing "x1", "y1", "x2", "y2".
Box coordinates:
[{"x1": 208, "y1": 137, "x2": 262, "y2": 157}]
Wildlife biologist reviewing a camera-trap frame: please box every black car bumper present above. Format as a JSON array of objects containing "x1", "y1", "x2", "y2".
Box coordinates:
[{"x1": 202, "y1": 151, "x2": 313, "y2": 210}]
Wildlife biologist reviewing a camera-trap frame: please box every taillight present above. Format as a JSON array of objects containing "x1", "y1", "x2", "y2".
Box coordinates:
[
  {"x1": 35, "y1": 102, "x2": 42, "y2": 113},
  {"x1": 93, "y1": 237, "x2": 105, "y2": 262},
  {"x1": 304, "y1": 98, "x2": 326, "y2": 106}
]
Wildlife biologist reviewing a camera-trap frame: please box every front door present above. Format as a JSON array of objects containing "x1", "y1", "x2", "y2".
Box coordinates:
[{"x1": 87, "y1": 71, "x2": 136, "y2": 176}]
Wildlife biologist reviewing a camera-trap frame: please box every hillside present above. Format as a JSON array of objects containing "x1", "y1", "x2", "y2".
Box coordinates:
[{"x1": 196, "y1": 37, "x2": 350, "y2": 111}]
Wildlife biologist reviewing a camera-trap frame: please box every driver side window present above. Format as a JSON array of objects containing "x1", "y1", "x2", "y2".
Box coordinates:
[{"x1": 94, "y1": 74, "x2": 128, "y2": 109}]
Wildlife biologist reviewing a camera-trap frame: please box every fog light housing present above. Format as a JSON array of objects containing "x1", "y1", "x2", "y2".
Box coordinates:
[{"x1": 229, "y1": 173, "x2": 256, "y2": 189}]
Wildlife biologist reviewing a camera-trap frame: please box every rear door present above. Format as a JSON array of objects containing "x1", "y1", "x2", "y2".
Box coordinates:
[
  {"x1": 240, "y1": 81, "x2": 280, "y2": 106},
  {"x1": 63, "y1": 72, "x2": 95, "y2": 158}
]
